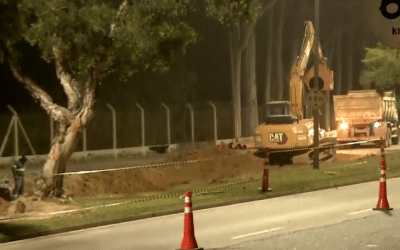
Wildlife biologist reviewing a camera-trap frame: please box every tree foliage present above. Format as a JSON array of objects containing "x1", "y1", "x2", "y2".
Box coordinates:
[
  {"x1": 360, "y1": 42, "x2": 400, "y2": 91},
  {"x1": 0, "y1": 0, "x2": 197, "y2": 83},
  {"x1": 205, "y1": 0, "x2": 263, "y2": 25},
  {"x1": 16, "y1": 0, "x2": 197, "y2": 83}
]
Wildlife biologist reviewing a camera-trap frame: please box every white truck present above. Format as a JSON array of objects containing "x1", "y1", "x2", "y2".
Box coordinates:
[{"x1": 333, "y1": 90, "x2": 400, "y2": 147}]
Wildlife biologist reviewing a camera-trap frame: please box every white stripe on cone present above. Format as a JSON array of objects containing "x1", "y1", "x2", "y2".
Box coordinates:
[
  {"x1": 380, "y1": 178, "x2": 386, "y2": 182},
  {"x1": 184, "y1": 207, "x2": 192, "y2": 213},
  {"x1": 185, "y1": 197, "x2": 190, "y2": 203},
  {"x1": 381, "y1": 170, "x2": 385, "y2": 175}
]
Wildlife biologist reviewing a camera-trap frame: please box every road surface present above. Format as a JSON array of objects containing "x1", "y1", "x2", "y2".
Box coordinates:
[
  {"x1": 222, "y1": 209, "x2": 400, "y2": 250},
  {"x1": 1, "y1": 177, "x2": 400, "y2": 250}
]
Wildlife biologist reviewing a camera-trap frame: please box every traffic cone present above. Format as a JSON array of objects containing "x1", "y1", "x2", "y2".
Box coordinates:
[
  {"x1": 260, "y1": 149, "x2": 272, "y2": 192},
  {"x1": 179, "y1": 191, "x2": 203, "y2": 250},
  {"x1": 373, "y1": 138, "x2": 393, "y2": 211}
]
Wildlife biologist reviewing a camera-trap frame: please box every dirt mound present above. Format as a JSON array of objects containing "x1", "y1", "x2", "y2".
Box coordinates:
[
  {"x1": 0, "y1": 196, "x2": 80, "y2": 218},
  {"x1": 0, "y1": 197, "x2": 10, "y2": 214},
  {"x1": 63, "y1": 147, "x2": 263, "y2": 197}
]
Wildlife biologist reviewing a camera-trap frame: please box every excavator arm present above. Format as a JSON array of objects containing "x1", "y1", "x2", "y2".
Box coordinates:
[{"x1": 289, "y1": 21, "x2": 327, "y2": 120}]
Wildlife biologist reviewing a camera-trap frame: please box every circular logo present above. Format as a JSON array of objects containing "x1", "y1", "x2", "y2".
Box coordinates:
[{"x1": 364, "y1": 0, "x2": 400, "y2": 49}]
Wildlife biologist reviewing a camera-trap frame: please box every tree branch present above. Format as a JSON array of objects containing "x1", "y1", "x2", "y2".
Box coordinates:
[
  {"x1": 53, "y1": 42, "x2": 81, "y2": 112},
  {"x1": 8, "y1": 56, "x2": 70, "y2": 123},
  {"x1": 110, "y1": 0, "x2": 130, "y2": 37},
  {"x1": 78, "y1": 68, "x2": 98, "y2": 127}
]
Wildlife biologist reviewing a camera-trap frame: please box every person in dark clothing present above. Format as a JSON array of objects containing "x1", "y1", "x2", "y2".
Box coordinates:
[{"x1": 11, "y1": 155, "x2": 28, "y2": 199}]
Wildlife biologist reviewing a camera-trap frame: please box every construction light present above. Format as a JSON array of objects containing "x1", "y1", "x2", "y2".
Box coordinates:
[
  {"x1": 340, "y1": 122, "x2": 348, "y2": 130},
  {"x1": 374, "y1": 122, "x2": 381, "y2": 128}
]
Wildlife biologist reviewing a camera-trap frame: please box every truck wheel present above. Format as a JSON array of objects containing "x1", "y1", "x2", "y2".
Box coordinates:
[{"x1": 392, "y1": 127, "x2": 400, "y2": 145}]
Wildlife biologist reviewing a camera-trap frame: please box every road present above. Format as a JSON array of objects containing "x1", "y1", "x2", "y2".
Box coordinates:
[
  {"x1": 2, "y1": 177, "x2": 400, "y2": 250},
  {"x1": 222, "y1": 208, "x2": 400, "y2": 250}
]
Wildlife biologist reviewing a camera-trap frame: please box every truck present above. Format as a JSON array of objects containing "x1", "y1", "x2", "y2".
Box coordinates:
[{"x1": 333, "y1": 90, "x2": 400, "y2": 148}]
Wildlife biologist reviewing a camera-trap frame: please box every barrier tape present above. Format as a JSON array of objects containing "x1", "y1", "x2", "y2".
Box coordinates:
[
  {"x1": 53, "y1": 139, "x2": 382, "y2": 176},
  {"x1": 256, "y1": 138, "x2": 380, "y2": 155},
  {"x1": 53, "y1": 155, "x2": 240, "y2": 176}
]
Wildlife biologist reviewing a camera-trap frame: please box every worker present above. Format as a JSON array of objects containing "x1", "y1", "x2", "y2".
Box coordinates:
[{"x1": 11, "y1": 155, "x2": 28, "y2": 200}]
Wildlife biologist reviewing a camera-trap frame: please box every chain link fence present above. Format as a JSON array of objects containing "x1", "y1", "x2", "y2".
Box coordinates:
[{"x1": 0, "y1": 103, "x2": 263, "y2": 157}]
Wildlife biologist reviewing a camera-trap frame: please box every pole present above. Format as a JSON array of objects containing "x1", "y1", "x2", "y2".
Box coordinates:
[
  {"x1": 325, "y1": 91, "x2": 330, "y2": 131},
  {"x1": 161, "y1": 103, "x2": 171, "y2": 152},
  {"x1": 313, "y1": 0, "x2": 320, "y2": 170},
  {"x1": 136, "y1": 103, "x2": 146, "y2": 156},
  {"x1": 0, "y1": 116, "x2": 16, "y2": 157},
  {"x1": 187, "y1": 102, "x2": 195, "y2": 149},
  {"x1": 106, "y1": 103, "x2": 117, "y2": 158},
  {"x1": 16, "y1": 117, "x2": 36, "y2": 155},
  {"x1": 208, "y1": 101, "x2": 218, "y2": 145}
]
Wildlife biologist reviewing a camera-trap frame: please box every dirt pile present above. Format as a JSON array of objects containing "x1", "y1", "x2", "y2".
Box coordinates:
[
  {"x1": 0, "y1": 196, "x2": 80, "y2": 218},
  {"x1": 0, "y1": 198, "x2": 10, "y2": 214},
  {"x1": 63, "y1": 145, "x2": 263, "y2": 197}
]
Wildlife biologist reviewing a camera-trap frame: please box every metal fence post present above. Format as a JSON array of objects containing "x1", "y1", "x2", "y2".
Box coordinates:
[
  {"x1": 14, "y1": 113, "x2": 18, "y2": 157},
  {"x1": 208, "y1": 101, "x2": 218, "y2": 145},
  {"x1": 0, "y1": 116, "x2": 16, "y2": 157},
  {"x1": 106, "y1": 103, "x2": 117, "y2": 158},
  {"x1": 136, "y1": 103, "x2": 146, "y2": 156},
  {"x1": 187, "y1": 102, "x2": 195, "y2": 149},
  {"x1": 7, "y1": 105, "x2": 36, "y2": 156},
  {"x1": 161, "y1": 103, "x2": 171, "y2": 151}
]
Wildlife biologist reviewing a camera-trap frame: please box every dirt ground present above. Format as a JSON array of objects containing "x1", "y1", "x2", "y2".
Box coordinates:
[{"x1": 0, "y1": 145, "x2": 365, "y2": 219}]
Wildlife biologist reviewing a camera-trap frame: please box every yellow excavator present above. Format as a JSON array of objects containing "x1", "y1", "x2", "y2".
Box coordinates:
[{"x1": 252, "y1": 21, "x2": 337, "y2": 166}]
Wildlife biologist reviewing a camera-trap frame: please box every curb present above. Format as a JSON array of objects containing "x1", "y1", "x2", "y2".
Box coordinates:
[{"x1": 0, "y1": 177, "x2": 388, "y2": 244}]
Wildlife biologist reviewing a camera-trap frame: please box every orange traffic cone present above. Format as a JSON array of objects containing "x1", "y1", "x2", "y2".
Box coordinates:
[
  {"x1": 179, "y1": 191, "x2": 203, "y2": 250},
  {"x1": 373, "y1": 138, "x2": 393, "y2": 211},
  {"x1": 260, "y1": 149, "x2": 272, "y2": 192}
]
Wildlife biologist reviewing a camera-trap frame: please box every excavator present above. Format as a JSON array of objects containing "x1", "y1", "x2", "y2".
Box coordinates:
[{"x1": 251, "y1": 21, "x2": 337, "y2": 166}]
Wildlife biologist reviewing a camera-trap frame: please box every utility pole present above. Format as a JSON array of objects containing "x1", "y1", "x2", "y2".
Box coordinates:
[{"x1": 313, "y1": 0, "x2": 320, "y2": 170}]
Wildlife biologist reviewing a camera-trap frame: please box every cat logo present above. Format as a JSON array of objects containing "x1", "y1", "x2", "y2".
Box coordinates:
[{"x1": 269, "y1": 132, "x2": 288, "y2": 144}]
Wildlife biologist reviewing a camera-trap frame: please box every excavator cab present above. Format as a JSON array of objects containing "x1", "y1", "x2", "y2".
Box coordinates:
[{"x1": 264, "y1": 101, "x2": 299, "y2": 125}]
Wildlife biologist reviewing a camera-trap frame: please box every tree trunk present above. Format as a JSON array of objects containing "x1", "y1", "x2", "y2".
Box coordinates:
[
  {"x1": 347, "y1": 31, "x2": 354, "y2": 92},
  {"x1": 41, "y1": 115, "x2": 83, "y2": 197},
  {"x1": 265, "y1": 10, "x2": 274, "y2": 106},
  {"x1": 241, "y1": 27, "x2": 258, "y2": 136},
  {"x1": 229, "y1": 26, "x2": 242, "y2": 141},
  {"x1": 241, "y1": 35, "x2": 249, "y2": 136},
  {"x1": 335, "y1": 32, "x2": 342, "y2": 95},
  {"x1": 276, "y1": 0, "x2": 286, "y2": 101}
]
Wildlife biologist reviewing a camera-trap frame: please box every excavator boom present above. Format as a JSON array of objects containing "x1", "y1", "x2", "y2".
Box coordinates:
[{"x1": 289, "y1": 21, "x2": 326, "y2": 120}]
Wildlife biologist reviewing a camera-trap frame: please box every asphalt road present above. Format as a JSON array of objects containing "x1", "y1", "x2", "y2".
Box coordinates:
[
  {"x1": 2, "y1": 177, "x2": 400, "y2": 250},
  {"x1": 222, "y1": 209, "x2": 400, "y2": 250}
]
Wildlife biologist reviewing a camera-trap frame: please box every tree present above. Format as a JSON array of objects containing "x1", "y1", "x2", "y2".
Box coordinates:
[
  {"x1": 205, "y1": 0, "x2": 278, "y2": 139},
  {"x1": 0, "y1": 0, "x2": 197, "y2": 197},
  {"x1": 360, "y1": 42, "x2": 400, "y2": 92}
]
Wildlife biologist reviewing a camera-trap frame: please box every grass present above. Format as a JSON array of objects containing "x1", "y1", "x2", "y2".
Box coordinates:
[{"x1": 1, "y1": 152, "x2": 400, "y2": 242}]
